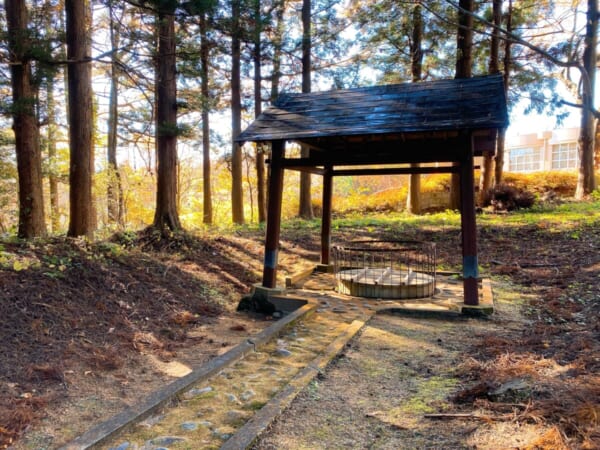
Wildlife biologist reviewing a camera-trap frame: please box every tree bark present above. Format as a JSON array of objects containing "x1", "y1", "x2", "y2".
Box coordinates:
[
  {"x1": 107, "y1": 2, "x2": 124, "y2": 226},
  {"x1": 200, "y1": 11, "x2": 213, "y2": 225},
  {"x1": 47, "y1": 76, "x2": 60, "y2": 233},
  {"x1": 407, "y1": 4, "x2": 423, "y2": 215},
  {"x1": 231, "y1": 0, "x2": 244, "y2": 224},
  {"x1": 495, "y1": 0, "x2": 512, "y2": 186},
  {"x1": 254, "y1": 0, "x2": 267, "y2": 223},
  {"x1": 450, "y1": 0, "x2": 473, "y2": 210},
  {"x1": 479, "y1": 0, "x2": 502, "y2": 204},
  {"x1": 270, "y1": 0, "x2": 285, "y2": 103},
  {"x1": 66, "y1": 0, "x2": 94, "y2": 238},
  {"x1": 153, "y1": 8, "x2": 181, "y2": 231},
  {"x1": 575, "y1": 0, "x2": 598, "y2": 198},
  {"x1": 6, "y1": 0, "x2": 46, "y2": 238},
  {"x1": 299, "y1": 0, "x2": 314, "y2": 219}
]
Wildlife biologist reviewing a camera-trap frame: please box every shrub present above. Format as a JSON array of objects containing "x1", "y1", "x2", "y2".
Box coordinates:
[
  {"x1": 422, "y1": 174, "x2": 451, "y2": 193},
  {"x1": 483, "y1": 183, "x2": 535, "y2": 211},
  {"x1": 503, "y1": 171, "x2": 577, "y2": 197}
]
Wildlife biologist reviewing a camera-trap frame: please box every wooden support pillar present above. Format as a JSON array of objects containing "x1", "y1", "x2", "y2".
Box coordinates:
[
  {"x1": 320, "y1": 166, "x2": 333, "y2": 265},
  {"x1": 459, "y1": 134, "x2": 479, "y2": 305},
  {"x1": 262, "y1": 140, "x2": 285, "y2": 288}
]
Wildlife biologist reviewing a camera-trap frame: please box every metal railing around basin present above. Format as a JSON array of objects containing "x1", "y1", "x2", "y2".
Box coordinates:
[{"x1": 332, "y1": 240, "x2": 436, "y2": 299}]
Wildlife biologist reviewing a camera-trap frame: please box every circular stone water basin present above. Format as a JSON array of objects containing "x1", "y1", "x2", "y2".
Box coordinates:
[{"x1": 336, "y1": 268, "x2": 435, "y2": 299}]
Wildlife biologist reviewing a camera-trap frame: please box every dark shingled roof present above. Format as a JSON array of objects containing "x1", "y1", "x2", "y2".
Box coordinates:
[{"x1": 237, "y1": 75, "x2": 508, "y2": 144}]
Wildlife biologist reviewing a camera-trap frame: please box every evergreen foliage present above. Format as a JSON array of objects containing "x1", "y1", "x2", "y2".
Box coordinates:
[{"x1": 0, "y1": 0, "x2": 596, "y2": 235}]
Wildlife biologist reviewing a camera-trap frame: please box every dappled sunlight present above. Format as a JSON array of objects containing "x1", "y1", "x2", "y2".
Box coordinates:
[{"x1": 144, "y1": 354, "x2": 193, "y2": 378}]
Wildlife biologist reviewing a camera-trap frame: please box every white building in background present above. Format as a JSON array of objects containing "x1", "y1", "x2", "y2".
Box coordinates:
[{"x1": 504, "y1": 128, "x2": 580, "y2": 172}]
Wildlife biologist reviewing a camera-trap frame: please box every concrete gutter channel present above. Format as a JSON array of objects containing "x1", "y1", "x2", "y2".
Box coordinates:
[
  {"x1": 220, "y1": 319, "x2": 366, "y2": 450},
  {"x1": 60, "y1": 296, "x2": 324, "y2": 450}
]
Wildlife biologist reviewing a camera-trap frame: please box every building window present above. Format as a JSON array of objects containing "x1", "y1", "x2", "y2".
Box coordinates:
[
  {"x1": 552, "y1": 142, "x2": 578, "y2": 169},
  {"x1": 509, "y1": 147, "x2": 541, "y2": 172}
]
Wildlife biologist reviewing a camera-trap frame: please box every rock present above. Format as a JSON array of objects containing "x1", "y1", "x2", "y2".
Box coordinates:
[
  {"x1": 196, "y1": 407, "x2": 215, "y2": 417},
  {"x1": 212, "y1": 429, "x2": 233, "y2": 440},
  {"x1": 149, "y1": 436, "x2": 186, "y2": 446},
  {"x1": 272, "y1": 311, "x2": 282, "y2": 319},
  {"x1": 109, "y1": 443, "x2": 131, "y2": 450},
  {"x1": 180, "y1": 422, "x2": 198, "y2": 431},
  {"x1": 198, "y1": 420, "x2": 213, "y2": 428},
  {"x1": 137, "y1": 414, "x2": 164, "y2": 428},
  {"x1": 332, "y1": 307, "x2": 347, "y2": 313},
  {"x1": 183, "y1": 386, "x2": 213, "y2": 399},
  {"x1": 236, "y1": 292, "x2": 276, "y2": 315},
  {"x1": 225, "y1": 409, "x2": 247, "y2": 425},
  {"x1": 240, "y1": 389, "x2": 256, "y2": 401},
  {"x1": 225, "y1": 393, "x2": 239, "y2": 403},
  {"x1": 275, "y1": 348, "x2": 292, "y2": 357},
  {"x1": 296, "y1": 337, "x2": 306, "y2": 342}
]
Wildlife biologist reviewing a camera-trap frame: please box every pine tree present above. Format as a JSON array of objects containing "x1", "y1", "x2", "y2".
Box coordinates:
[
  {"x1": 575, "y1": 0, "x2": 598, "y2": 198},
  {"x1": 298, "y1": 0, "x2": 314, "y2": 219},
  {"x1": 107, "y1": 1, "x2": 124, "y2": 226},
  {"x1": 231, "y1": 0, "x2": 244, "y2": 224},
  {"x1": 5, "y1": 0, "x2": 47, "y2": 238},
  {"x1": 479, "y1": 0, "x2": 502, "y2": 203},
  {"x1": 254, "y1": 0, "x2": 267, "y2": 223},
  {"x1": 450, "y1": 0, "x2": 474, "y2": 211},
  {"x1": 153, "y1": 1, "x2": 181, "y2": 231},
  {"x1": 406, "y1": 3, "x2": 423, "y2": 215},
  {"x1": 66, "y1": 0, "x2": 95, "y2": 238}
]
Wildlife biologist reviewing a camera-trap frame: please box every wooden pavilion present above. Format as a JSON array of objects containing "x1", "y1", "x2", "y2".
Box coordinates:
[{"x1": 237, "y1": 75, "x2": 508, "y2": 306}]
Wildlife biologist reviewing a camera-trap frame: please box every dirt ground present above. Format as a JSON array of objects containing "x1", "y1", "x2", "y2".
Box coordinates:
[
  {"x1": 0, "y1": 230, "x2": 279, "y2": 449},
  {"x1": 254, "y1": 209, "x2": 600, "y2": 450},
  {"x1": 1, "y1": 204, "x2": 599, "y2": 449},
  {"x1": 254, "y1": 291, "x2": 576, "y2": 449}
]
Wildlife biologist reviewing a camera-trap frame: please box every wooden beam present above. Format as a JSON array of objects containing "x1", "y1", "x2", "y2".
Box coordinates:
[
  {"x1": 321, "y1": 166, "x2": 333, "y2": 265},
  {"x1": 283, "y1": 165, "x2": 326, "y2": 176},
  {"x1": 262, "y1": 140, "x2": 285, "y2": 288},
  {"x1": 332, "y1": 166, "x2": 467, "y2": 176},
  {"x1": 280, "y1": 152, "x2": 461, "y2": 168}
]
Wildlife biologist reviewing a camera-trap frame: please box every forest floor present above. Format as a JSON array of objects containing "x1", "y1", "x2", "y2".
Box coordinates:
[{"x1": 1, "y1": 200, "x2": 599, "y2": 449}]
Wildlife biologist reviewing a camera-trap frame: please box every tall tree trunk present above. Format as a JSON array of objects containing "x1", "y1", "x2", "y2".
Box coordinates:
[
  {"x1": 594, "y1": 120, "x2": 600, "y2": 169},
  {"x1": 47, "y1": 76, "x2": 59, "y2": 233},
  {"x1": 575, "y1": 0, "x2": 598, "y2": 198},
  {"x1": 107, "y1": 2, "x2": 124, "y2": 226},
  {"x1": 200, "y1": 11, "x2": 213, "y2": 225},
  {"x1": 6, "y1": 0, "x2": 46, "y2": 238},
  {"x1": 479, "y1": 0, "x2": 502, "y2": 204},
  {"x1": 66, "y1": 0, "x2": 94, "y2": 238},
  {"x1": 153, "y1": 8, "x2": 181, "y2": 231},
  {"x1": 450, "y1": 0, "x2": 473, "y2": 210},
  {"x1": 231, "y1": 0, "x2": 244, "y2": 224},
  {"x1": 270, "y1": 0, "x2": 285, "y2": 103},
  {"x1": 254, "y1": 0, "x2": 267, "y2": 223},
  {"x1": 495, "y1": 0, "x2": 512, "y2": 186},
  {"x1": 406, "y1": 4, "x2": 423, "y2": 215},
  {"x1": 299, "y1": 0, "x2": 313, "y2": 219}
]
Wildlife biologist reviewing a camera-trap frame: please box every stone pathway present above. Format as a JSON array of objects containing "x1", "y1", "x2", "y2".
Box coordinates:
[
  {"x1": 70, "y1": 272, "x2": 472, "y2": 450},
  {"x1": 101, "y1": 290, "x2": 375, "y2": 449}
]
